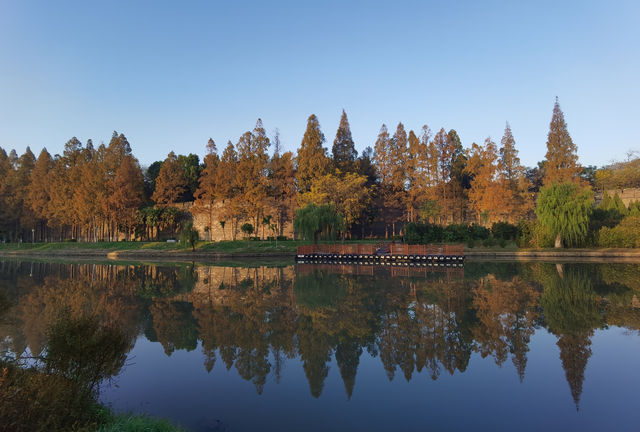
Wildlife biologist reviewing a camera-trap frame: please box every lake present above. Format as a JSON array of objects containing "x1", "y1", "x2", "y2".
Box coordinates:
[{"x1": 0, "y1": 259, "x2": 639, "y2": 431}]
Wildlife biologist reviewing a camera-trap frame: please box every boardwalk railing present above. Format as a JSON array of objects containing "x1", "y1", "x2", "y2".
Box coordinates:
[{"x1": 296, "y1": 243, "x2": 463, "y2": 258}]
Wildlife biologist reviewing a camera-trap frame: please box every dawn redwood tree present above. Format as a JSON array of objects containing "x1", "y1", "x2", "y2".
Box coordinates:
[
  {"x1": 216, "y1": 141, "x2": 241, "y2": 239},
  {"x1": 194, "y1": 138, "x2": 220, "y2": 235},
  {"x1": 268, "y1": 134, "x2": 296, "y2": 236},
  {"x1": 177, "y1": 153, "x2": 201, "y2": 202},
  {"x1": 447, "y1": 129, "x2": 469, "y2": 223},
  {"x1": 152, "y1": 151, "x2": 188, "y2": 205},
  {"x1": 108, "y1": 155, "x2": 144, "y2": 240},
  {"x1": 296, "y1": 114, "x2": 330, "y2": 193},
  {"x1": 373, "y1": 124, "x2": 405, "y2": 236},
  {"x1": 467, "y1": 138, "x2": 509, "y2": 225},
  {"x1": 7, "y1": 147, "x2": 36, "y2": 238},
  {"x1": 27, "y1": 148, "x2": 54, "y2": 241},
  {"x1": 406, "y1": 128, "x2": 431, "y2": 222},
  {"x1": 0, "y1": 148, "x2": 14, "y2": 238},
  {"x1": 544, "y1": 98, "x2": 580, "y2": 185},
  {"x1": 236, "y1": 119, "x2": 270, "y2": 232},
  {"x1": 536, "y1": 182, "x2": 594, "y2": 248},
  {"x1": 498, "y1": 123, "x2": 532, "y2": 222},
  {"x1": 331, "y1": 110, "x2": 357, "y2": 174}
]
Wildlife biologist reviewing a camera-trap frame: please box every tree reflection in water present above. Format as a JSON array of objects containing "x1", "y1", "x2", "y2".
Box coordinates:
[{"x1": 0, "y1": 260, "x2": 639, "y2": 405}]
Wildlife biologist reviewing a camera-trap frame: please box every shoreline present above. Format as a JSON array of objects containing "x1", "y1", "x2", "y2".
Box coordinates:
[{"x1": 1, "y1": 246, "x2": 640, "y2": 262}]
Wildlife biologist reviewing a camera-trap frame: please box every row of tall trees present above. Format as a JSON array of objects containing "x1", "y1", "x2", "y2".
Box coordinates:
[
  {"x1": 0, "y1": 133, "x2": 144, "y2": 242},
  {"x1": 0, "y1": 99, "x2": 596, "y2": 241}
]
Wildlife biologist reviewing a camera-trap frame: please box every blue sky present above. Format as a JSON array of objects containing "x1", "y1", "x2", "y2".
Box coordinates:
[{"x1": 1, "y1": 0, "x2": 638, "y2": 168}]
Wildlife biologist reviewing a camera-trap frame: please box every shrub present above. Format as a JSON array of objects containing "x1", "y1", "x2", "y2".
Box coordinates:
[
  {"x1": 276, "y1": 235, "x2": 289, "y2": 241},
  {"x1": 444, "y1": 223, "x2": 469, "y2": 242},
  {"x1": 404, "y1": 223, "x2": 422, "y2": 244},
  {"x1": 240, "y1": 223, "x2": 254, "y2": 239},
  {"x1": 598, "y1": 216, "x2": 640, "y2": 248},
  {"x1": 469, "y1": 224, "x2": 490, "y2": 241},
  {"x1": 491, "y1": 222, "x2": 518, "y2": 241},
  {"x1": 482, "y1": 237, "x2": 495, "y2": 247}
]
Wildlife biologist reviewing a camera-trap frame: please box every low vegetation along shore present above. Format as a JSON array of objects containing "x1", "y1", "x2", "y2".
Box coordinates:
[{"x1": 1, "y1": 240, "x2": 639, "y2": 261}]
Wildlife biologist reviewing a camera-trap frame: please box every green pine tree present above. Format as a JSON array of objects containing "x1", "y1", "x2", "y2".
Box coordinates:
[
  {"x1": 544, "y1": 98, "x2": 580, "y2": 185},
  {"x1": 331, "y1": 110, "x2": 357, "y2": 174}
]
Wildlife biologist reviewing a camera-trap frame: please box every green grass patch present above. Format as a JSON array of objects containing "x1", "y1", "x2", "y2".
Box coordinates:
[{"x1": 97, "y1": 413, "x2": 186, "y2": 432}]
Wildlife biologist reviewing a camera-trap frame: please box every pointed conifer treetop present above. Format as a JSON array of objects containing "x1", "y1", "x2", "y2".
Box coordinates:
[
  {"x1": 544, "y1": 98, "x2": 580, "y2": 185},
  {"x1": 373, "y1": 124, "x2": 391, "y2": 183},
  {"x1": 273, "y1": 128, "x2": 281, "y2": 157},
  {"x1": 332, "y1": 110, "x2": 357, "y2": 174},
  {"x1": 500, "y1": 122, "x2": 524, "y2": 183},
  {"x1": 297, "y1": 114, "x2": 329, "y2": 192},
  {"x1": 206, "y1": 138, "x2": 217, "y2": 156}
]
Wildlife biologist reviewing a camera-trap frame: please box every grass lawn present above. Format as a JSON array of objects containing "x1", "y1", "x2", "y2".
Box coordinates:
[{"x1": 0, "y1": 239, "x2": 378, "y2": 255}]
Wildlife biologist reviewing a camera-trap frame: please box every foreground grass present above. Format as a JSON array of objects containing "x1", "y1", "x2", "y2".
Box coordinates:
[{"x1": 97, "y1": 413, "x2": 186, "y2": 432}]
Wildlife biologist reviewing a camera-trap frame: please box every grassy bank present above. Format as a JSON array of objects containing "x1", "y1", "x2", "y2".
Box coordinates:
[
  {"x1": 0, "y1": 239, "x2": 376, "y2": 256},
  {"x1": 0, "y1": 240, "x2": 639, "y2": 261}
]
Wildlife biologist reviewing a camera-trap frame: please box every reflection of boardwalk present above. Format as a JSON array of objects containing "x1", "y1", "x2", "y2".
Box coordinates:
[{"x1": 296, "y1": 263, "x2": 464, "y2": 279}]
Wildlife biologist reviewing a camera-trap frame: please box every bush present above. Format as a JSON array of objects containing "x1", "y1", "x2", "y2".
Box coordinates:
[
  {"x1": 405, "y1": 223, "x2": 422, "y2": 244},
  {"x1": 404, "y1": 222, "x2": 447, "y2": 244},
  {"x1": 443, "y1": 223, "x2": 468, "y2": 242},
  {"x1": 469, "y1": 224, "x2": 490, "y2": 241},
  {"x1": 598, "y1": 216, "x2": 640, "y2": 247},
  {"x1": 491, "y1": 222, "x2": 518, "y2": 241},
  {"x1": 482, "y1": 237, "x2": 495, "y2": 247},
  {"x1": 276, "y1": 235, "x2": 289, "y2": 241},
  {"x1": 240, "y1": 223, "x2": 254, "y2": 238}
]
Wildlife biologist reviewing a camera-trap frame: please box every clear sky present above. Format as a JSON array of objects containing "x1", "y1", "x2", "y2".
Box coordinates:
[{"x1": 1, "y1": 0, "x2": 638, "y2": 168}]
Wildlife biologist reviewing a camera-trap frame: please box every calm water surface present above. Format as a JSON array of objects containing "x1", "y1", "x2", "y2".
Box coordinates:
[{"x1": 1, "y1": 259, "x2": 639, "y2": 431}]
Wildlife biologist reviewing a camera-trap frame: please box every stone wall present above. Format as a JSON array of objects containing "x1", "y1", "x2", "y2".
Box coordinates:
[
  {"x1": 187, "y1": 201, "x2": 294, "y2": 241},
  {"x1": 596, "y1": 188, "x2": 640, "y2": 206}
]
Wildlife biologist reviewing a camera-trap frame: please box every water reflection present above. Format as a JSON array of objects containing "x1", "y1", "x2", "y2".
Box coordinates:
[{"x1": 1, "y1": 260, "x2": 640, "y2": 409}]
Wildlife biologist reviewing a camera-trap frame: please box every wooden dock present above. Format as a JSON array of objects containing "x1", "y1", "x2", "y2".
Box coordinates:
[{"x1": 295, "y1": 243, "x2": 464, "y2": 265}]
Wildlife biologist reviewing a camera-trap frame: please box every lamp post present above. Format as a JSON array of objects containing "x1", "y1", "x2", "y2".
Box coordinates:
[{"x1": 32, "y1": 228, "x2": 35, "y2": 244}]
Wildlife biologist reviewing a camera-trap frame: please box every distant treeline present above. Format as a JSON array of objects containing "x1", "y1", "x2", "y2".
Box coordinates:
[{"x1": 0, "y1": 99, "x2": 638, "y2": 243}]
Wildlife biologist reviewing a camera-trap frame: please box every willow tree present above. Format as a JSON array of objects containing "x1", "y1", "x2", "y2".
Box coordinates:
[
  {"x1": 294, "y1": 203, "x2": 344, "y2": 243},
  {"x1": 536, "y1": 183, "x2": 594, "y2": 248}
]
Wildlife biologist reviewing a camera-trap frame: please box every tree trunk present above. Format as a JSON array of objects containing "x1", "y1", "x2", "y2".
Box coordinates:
[{"x1": 554, "y1": 232, "x2": 563, "y2": 248}]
